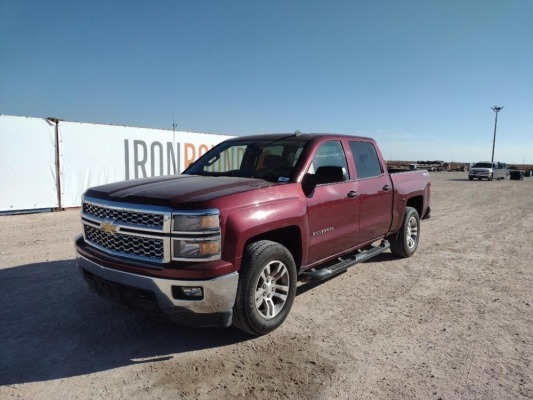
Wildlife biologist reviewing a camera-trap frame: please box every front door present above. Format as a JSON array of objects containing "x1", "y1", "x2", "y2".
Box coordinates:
[{"x1": 305, "y1": 140, "x2": 360, "y2": 264}]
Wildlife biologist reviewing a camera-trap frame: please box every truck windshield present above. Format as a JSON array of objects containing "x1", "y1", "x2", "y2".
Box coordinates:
[
  {"x1": 473, "y1": 162, "x2": 494, "y2": 168},
  {"x1": 184, "y1": 138, "x2": 310, "y2": 183}
]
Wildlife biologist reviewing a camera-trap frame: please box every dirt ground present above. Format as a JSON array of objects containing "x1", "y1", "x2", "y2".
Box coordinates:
[{"x1": 1, "y1": 172, "x2": 532, "y2": 400}]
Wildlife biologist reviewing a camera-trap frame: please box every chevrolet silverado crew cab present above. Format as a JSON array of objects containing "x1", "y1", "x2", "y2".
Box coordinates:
[
  {"x1": 75, "y1": 133, "x2": 431, "y2": 335},
  {"x1": 468, "y1": 161, "x2": 509, "y2": 181}
]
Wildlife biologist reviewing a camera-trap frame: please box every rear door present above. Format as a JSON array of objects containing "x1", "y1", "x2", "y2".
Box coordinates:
[
  {"x1": 348, "y1": 140, "x2": 393, "y2": 243},
  {"x1": 493, "y1": 162, "x2": 508, "y2": 180}
]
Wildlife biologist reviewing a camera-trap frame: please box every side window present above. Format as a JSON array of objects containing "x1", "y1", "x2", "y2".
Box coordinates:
[
  {"x1": 307, "y1": 141, "x2": 349, "y2": 183},
  {"x1": 349, "y1": 141, "x2": 383, "y2": 179}
]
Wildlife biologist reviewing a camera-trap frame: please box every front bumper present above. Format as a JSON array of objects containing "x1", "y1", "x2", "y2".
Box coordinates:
[
  {"x1": 76, "y1": 254, "x2": 238, "y2": 327},
  {"x1": 469, "y1": 170, "x2": 491, "y2": 178}
]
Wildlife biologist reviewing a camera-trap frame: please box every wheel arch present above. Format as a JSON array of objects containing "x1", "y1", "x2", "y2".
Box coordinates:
[
  {"x1": 406, "y1": 195, "x2": 423, "y2": 217},
  {"x1": 222, "y1": 198, "x2": 307, "y2": 271},
  {"x1": 242, "y1": 226, "x2": 302, "y2": 271}
]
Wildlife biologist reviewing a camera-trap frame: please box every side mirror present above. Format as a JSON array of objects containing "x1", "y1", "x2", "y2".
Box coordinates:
[
  {"x1": 314, "y1": 166, "x2": 344, "y2": 184},
  {"x1": 302, "y1": 173, "x2": 317, "y2": 196},
  {"x1": 301, "y1": 166, "x2": 345, "y2": 196}
]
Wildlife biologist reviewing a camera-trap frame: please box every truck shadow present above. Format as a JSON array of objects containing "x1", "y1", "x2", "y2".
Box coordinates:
[{"x1": 0, "y1": 260, "x2": 250, "y2": 386}]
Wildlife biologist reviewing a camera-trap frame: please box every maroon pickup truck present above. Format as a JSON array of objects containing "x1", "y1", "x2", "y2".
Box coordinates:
[{"x1": 75, "y1": 133, "x2": 431, "y2": 335}]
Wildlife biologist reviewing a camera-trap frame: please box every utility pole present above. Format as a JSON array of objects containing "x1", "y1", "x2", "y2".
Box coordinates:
[
  {"x1": 491, "y1": 106, "x2": 504, "y2": 163},
  {"x1": 172, "y1": 112, "x2": 178, "y2": 133},
  {"x1": 172, "y1": 112, "x2": 178, "y2": 144}
]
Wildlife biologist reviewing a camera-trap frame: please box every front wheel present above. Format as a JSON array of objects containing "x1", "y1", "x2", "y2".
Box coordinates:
[
  {"x1": 389, "y1": 207, "x2": 420, "y2": 258},
  {"x1": 232, "y1": 240, "x2": 297, "y2": 335}
]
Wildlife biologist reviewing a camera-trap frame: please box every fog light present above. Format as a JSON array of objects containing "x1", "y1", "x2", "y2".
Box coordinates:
[{"x1": 172, "y1": 286, "x2": 204, "y2": 300}]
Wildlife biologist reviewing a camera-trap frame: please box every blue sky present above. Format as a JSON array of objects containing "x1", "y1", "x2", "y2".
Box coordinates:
[{"x1": 1, "y1": 0, "x2": 532, "y2": 163}]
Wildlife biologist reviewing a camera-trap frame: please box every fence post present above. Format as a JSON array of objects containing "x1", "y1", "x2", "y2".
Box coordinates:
[{"x1": 47, "y1": 117, "x2": 63, "y2": 211}]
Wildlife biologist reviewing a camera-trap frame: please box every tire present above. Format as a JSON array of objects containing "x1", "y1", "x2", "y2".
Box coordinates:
[
  {"x1": 232, "y1": 240, "x2": 297, "y2": 335},
  {"x1": 389, "y1": 207, "x2": 420, "y2": 258},
  {"x1": 489, "y1": 173, "x2": 493, "y2": 181},
  {"x1": 469, "y1": 176, "x2": 473, "y2": 181}
]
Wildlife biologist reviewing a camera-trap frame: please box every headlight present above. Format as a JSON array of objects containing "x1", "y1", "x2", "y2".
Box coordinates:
[
  {"x1": 172, "y1": 238, "x2": 221, "y2": 260},
  {"x1": 171, "y1": 210, "x2": 221, "y2": 261},
  {"x1": 172, "y1": 212, "x2": 219, "y2": 233}
]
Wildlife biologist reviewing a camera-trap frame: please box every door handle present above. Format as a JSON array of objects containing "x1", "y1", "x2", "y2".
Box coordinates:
[
  {"x1": 347, "y1": 191, "x2": 358, "y2": 198},
  {"x1": 383, "y1": 185, "x2": 391, "y2": 191}
]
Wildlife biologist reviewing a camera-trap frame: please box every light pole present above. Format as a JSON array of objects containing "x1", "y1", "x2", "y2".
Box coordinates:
[{"x1": 491, "y1": 106, "x2": 504, "y2": 163}]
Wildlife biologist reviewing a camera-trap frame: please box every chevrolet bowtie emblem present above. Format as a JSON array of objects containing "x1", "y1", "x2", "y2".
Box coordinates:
[{"x1": 101, "y1": 221, "x2": 118, "y2": 234}]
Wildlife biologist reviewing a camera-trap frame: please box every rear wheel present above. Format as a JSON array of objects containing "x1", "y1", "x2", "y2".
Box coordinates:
[
  {"x1": 389, "y1": 207, "x2": 420, "y2": 258},
  {"x1": 233, "y1": 240, "x2": 297, "y2": 335}
]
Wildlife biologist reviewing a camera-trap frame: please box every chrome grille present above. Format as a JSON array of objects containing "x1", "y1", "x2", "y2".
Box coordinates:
[
  {"x1": 83, "y1": 202, "x2": 165, "y2": 229},
  {"x1": 84, "y1": 225, "x2": 164, "y2": 261}
]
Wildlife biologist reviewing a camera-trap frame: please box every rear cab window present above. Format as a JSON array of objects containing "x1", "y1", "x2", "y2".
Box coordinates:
[{"x1": 349, "y1": 141, "x2": 383, "y2": 179}]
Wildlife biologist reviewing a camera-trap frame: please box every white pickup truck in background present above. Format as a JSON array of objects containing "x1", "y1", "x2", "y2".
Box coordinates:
[{"x1": 468, "y1": 161, "x2": 509, "y2": 181}]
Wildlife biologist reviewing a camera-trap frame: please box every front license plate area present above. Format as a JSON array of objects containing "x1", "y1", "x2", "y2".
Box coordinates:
[{"x1": 93, "y1": 276, "x2": 122, "y2": 303}]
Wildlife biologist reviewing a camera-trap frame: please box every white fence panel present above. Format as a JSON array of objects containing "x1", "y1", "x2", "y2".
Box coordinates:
[
  {"x1": 59, "y1": 121, "x2": 232, "y2": 208},
  {"x1": 0, "y1": 116, "x2": 58, "y2": 212}
]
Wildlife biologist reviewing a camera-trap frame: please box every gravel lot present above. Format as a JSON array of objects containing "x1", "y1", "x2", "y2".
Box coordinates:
[{"x1": 1, "y1": 172, "x2": 532, "y2": 399}]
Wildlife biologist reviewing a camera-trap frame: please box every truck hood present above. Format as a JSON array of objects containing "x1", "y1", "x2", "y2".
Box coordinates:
[{"x1": 84, "y1": 174, "x2": 274, "y2": 208}]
